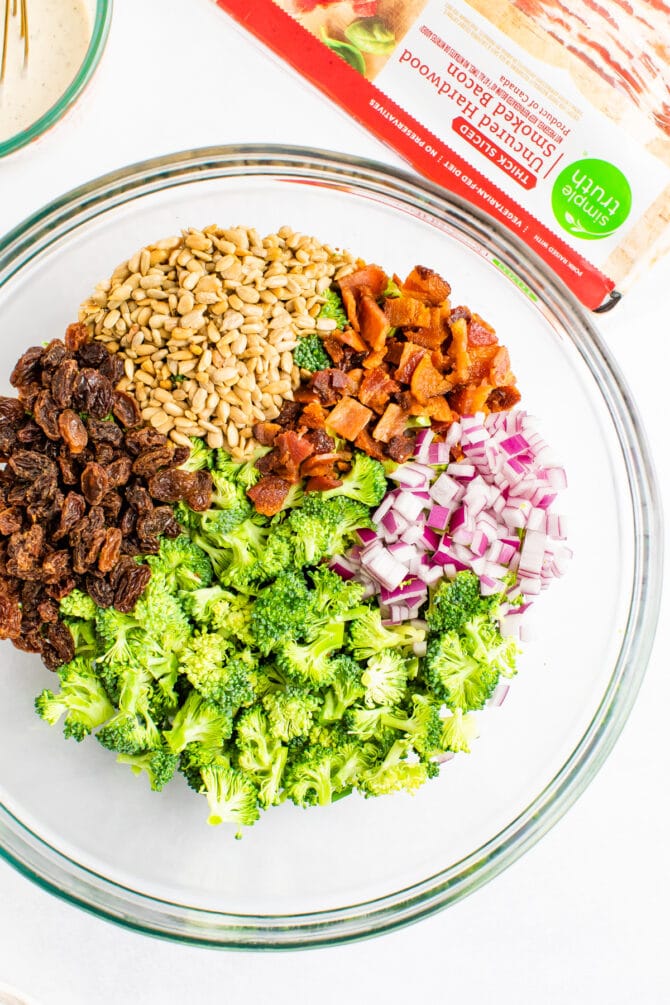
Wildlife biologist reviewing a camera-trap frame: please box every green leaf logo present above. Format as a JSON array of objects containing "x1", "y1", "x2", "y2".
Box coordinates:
[{"x1": 551, "y1": 159, "x2": 632, "y2": 240}]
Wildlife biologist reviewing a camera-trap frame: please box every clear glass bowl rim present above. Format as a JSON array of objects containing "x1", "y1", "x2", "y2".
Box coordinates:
[
  {"x1": 0, "y1": 145, "x2": 662, "y2": 949},
  {"x1": 0, "y1": 0, "x2": 112, "y2": 159}
]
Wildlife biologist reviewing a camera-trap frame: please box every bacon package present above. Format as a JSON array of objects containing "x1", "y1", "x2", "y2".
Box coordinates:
[{"x1": 214, "y1": 0, "x2": 670, "y2": 311}]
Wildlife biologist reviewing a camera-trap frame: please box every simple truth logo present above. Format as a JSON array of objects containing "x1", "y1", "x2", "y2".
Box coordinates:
[{"x1": 551, "y1": 158, "x2": 632, "y2": 240}]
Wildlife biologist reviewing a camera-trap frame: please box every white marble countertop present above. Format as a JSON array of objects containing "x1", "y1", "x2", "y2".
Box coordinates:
[{"x1": 0, "y1": 2, "x2": 667, "y2": 1002}]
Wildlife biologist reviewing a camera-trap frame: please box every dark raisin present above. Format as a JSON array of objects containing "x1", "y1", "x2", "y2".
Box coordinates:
[
  {"x1": 57, "y1": 410, "x2": 88, "y2": 454},
  {"x1": 80, "y1": 462, "x2": 110, "y2": 506},
  {"x1": 137, "y1": 507, "x2": 177, "y2": 550},
  {"x1": 111, "y1": 390, "x2": 141, "y2": 428},
  {"x1": 119, "y1": 507, "x2": 137, "y2": 537},
  {"x1": 41, "y1": 550, "x2": 72, "y2": 584},
  {"x1": 17, "y1": 383, "x2": 43, "y2": 411},
  {"x1": 0, "y1": 396, "x2": 25, "y2": 425},
  {"x1": 16, "y1": 420, "x2": 45, "y2": 447},
  {"x1": 99, "y1": 353, "x2": 125, "y2": 385},
  {"x1": 42, "y1": 621, "x2": 76, "y2": 669},
  {"x1": 38, "y1": 598, "x2": 60, "y2": 623},
  {"x1": 86, "y1": 416, "x2": 123, "y2": 447},
  {"x1": 85, "y1": 574, "x2": 114, "y2": 608},
  {"x1": 8, "y1": 524, "x2": 44, "y2": 562},
  {"x1": 106, "y1": 456, "x2": 132, "y2": 489},
  {"x1": 10, "y1": 346, "x2": 44, "y2": 388},
  {"x1": 124, "y1": 427, "x2": 168, "y2": 456},
  {"x1": 100, "y1": 490, "x2": 123, "y2": 522},
  {"x1": 0, "y1": 425, "x2": 18, "y2": 456},
  {"x1": 74, "y1": 369, "x2": 113, "y2": 419},
  {"x1": 57, "y1": 449, "x2": 80, "y2": 486},
  {"x1": 125, "y1": 482, "x2": 154, "y2": 514},
  {"x1": 12, "y1": 628, "x2": 43, "y2": 654},
  {"x1": 51, "y1": 358, "x2": 79, "y2": 409},
  {"x1": 8, "y1": 450, "x2": 57, "y2": 481},
  {"x1": 44, "y1": 577, "x2": 76, "y2": 602},
  {"x1": 172, "y1": 446, "x2": 191, "y2": 466},
  {"x1": 97, "y1": 527, "x2": 123, "y2": 573},
  {"x1": 112, "y1": 559, "x2": 151, "y2": 613},
  {"x1": 0, "y1": 507, "x2": 23, "y2": 535},
  {"x1": 132, "y1": 445, "x2": 175, "y2": 478},
  {"x1": 64, "y1": 323, "x2": 90, "y2": 351},
  {"x1": 0, "y1": 592, "x2": 22, "y2": 639},
  {"x1": 33, "y1": 391, "x2": 61, "y2": 440},
  {"x1": 77, "y1": 342, "x2": 110, "y2": 369},
  {"x1": 41, "y1": 340, "x2": 71, "y2": 372},
  {"x1": 147, "y1": 468, "x2": 193, "y2": 503},
  {"x1": 184, "y1": 469, "x2": 213, "y2": 511}
]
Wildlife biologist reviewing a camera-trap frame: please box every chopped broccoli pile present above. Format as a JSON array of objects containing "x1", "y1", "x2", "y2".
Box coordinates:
[
  {"x1": 293, "y1": 334, "x2": 331, "y2": 372},
  {"x1": 33, "y1": 433, "x2": 519, "y2": 834}
]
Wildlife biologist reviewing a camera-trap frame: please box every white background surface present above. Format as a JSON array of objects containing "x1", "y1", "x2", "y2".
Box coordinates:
[{"x1": 0, "y1": 1, "x2": 668, "y2": 1002}]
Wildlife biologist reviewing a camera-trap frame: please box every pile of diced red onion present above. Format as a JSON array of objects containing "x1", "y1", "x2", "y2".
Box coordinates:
[{"x1": 330, "y1": 410, "x2": 571, "y2": 638}]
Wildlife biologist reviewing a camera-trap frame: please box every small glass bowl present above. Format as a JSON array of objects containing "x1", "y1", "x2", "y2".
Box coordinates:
[
  {"x1": 0, "y1": 146, "x2": 662, "y2": 948},
  {"x1": 0, "y1": 0, "x2": 112, "y2": 159}
]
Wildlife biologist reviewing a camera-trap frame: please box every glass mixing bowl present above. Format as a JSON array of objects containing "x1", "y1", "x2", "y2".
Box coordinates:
[
  {"x1": 0, "y1": 0, "x2": 112, "y2": 159},
  {"x1": 0, "y1": 146, "x2": 661, "y2": 948}
]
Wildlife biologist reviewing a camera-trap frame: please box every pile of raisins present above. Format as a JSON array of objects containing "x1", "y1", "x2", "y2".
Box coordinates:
[{"x1": 0, "y1": 323, "x2": 212, "y2": 669}]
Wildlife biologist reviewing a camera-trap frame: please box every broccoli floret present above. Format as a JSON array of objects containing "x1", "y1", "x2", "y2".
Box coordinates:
[
  {"x1": 117, "y1": 746, "x2": 179, "y2": 791},
  {"x1": 284, "y1": 744, "x2": 342, "y2": 807},
  {"x1": 286, "y1": 495, "x2": 372, "y2": 567},
  {"x1": 181, "y1": 584, "x2": 236, "y2": 627},
  {"x1": 361, "y1": 649, "x2": 409, "y2": 707},
  {"x1": 200, "y1": 761, "x2": 260, "y2": 830},
  {"x1": 293, "y1": 333, "x2": 331, "y2": 372},
  {"x1": 235, "y1": 706, "x2": 288, "y2": 809},
  {"x1": 423, "y1": 631, "x2": 499, "y2": 711},
  {"x1": 359, "y1": 739, "x2": 430, "y2": 797},
  {"x1": 214, "y1": 450, "x2": 268, "y2": 490},
  {"x1": 318, "y1": 287, "x2": 347, "y2": 329},
  {"x1": 34, "y1": 658, "x2": 115, "y2": 741},
  {"x1": 182, "y1": 633, "x2": 256, "y2": 712},
  {"x1": 179, "y1": 742, "x2": 229, "y2": 793},
  {"x1": 440, "y1": 708, "x2": 479, "y2": 753},
  {"x1": 63, "y1": 617, "x2": 99, "y2": 660},
  {"x1": 381, "y1": 695, "x2": 443, "y2": 756},
  {"x1": 179, "y1": 437, "x2": 214, "y2": 472},
  {"x1": 348, "y1": 607, "x2": 426, "y2": 661},
  {"x1": 59, "y1": 589, "x2": 98, "y2": 621},
  {"x1": 263, "y1": 685, "x2": 320, "y2": 742},
  {"x1": 322, "y1": 451, "x2": 388, "y2": 507},
  {"x1": 462, "y1": 613, "x2": 518, "y2": 678},
  {"x1": 163, "y1": 689, "x2": 233, "y2": 754},
  {"x1": 191, "y1": 514, "x2": 270, "y2": 588},
  {"x1": 427, "y1": 571, "x2": 488, "y2": 635},
  {"x1": 95, "y1": 606, "x2": 140, "y2": 666},
  {"x1": 96, "y1": 710, "x2": 163, "y2": 756},
  {"x1": 321, "y1": 654, "x2": 365, "y2": 721},
  {"x1": 250, "y1": 570, "x2": 314, "y2": 655},
  {"x1": 306, "y1": 565, "x2": 366, "y2": 630},
  {"x1": 277, "y1": 621, "x2": 345, "y2": 687},
  {"x1": 345, "y1": 703, "x2": 394, "y2": 742},
  {"x1": 146, "y1": 535, "x2": 213, "y2": 592}
]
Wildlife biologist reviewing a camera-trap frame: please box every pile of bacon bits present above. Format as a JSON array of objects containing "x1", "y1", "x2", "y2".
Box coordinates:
[
  {"x1": 0, "y1": 324, "x2": 212, "y2": 669},
  {"x1": 246, "y1": 264, "x2": 520, "y2": 516}
]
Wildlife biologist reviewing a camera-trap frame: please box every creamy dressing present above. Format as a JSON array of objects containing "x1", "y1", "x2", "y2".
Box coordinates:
[{"x1": 0, "y1": 0, "x2": 91, "y2": 141}]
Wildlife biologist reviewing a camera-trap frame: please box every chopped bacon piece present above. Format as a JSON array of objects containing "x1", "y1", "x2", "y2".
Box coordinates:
[
  {"x1": 384, "y1": 338, "x2": 405, "y2": 365},
  {"x1": 447, "y1": 316, "x2": 470, "y2": 382},
  {"x1": 464, "y1": 344, "x2": 500, "y2": 383},
  {"x1": 305, "y1": 475, "x2": 343, "y2": 492},
  {"x1": 304, "y1": 428, "x2": 335, "y2": 454},
  {"x1": 252, "y1": 421, "x2": 281, "y2": 446},
  {"x1": 358, "y1": 367, "x2": 400, "y2": 414},
  {"x1": 293, "y1": 386, "x2": 320, "y2": 404},
  {"x1": 384, "y1": 296, "x2": 431, "y2": 328},
  {"x1": 312, "y1": 368, "x2": 347, "y2": 407},
  {"x1": 407, "y1": 307, "x2": 448, "y2": 350},
  {"x1": 467, "y1": 313, "x2": 498, "y2": 346},
  {"x1": 362, "y1": 347, "x2": 388, "y2": 370},
  {"x1": 247, "y1": 476, "x2": 291, "y2": 516},
  {"x1": 423, "y1": 395, "x2": 455, "y2": 422},
  {"x1": 387, "y1": 433, "x2": 416, "y2": 463},
  {"x1": 301, "y1": 453, "x2": 343, "y2": 478},
  {"x1": 346, "y1": 368, "x2": 363, "y2": 395},
  {"x1": 394, "y1": 342, "x2": 426, "y2": 384},
  {"x1": 448, "y1": 383, "x2": 492, "y2": 415},
  {"x1": 261, "y1": 431, "x2": 315, "y2": 482},
  {"x1": 276, "y1": 400, "x2": 302, "y2": 427},
  {"x1": 299, "y1": 400, "x2": 327, "y2": 429},
  {"x1": 358, "y1": 295, "x2": 391, "y2": 352},
  {"x1": 373, "y1": 403, "x2": 408, "y2": 443},
  {"x1": 326, "y1": 396, "x2": 373, "y2": 441},
  {"x1": 487, "y1": 385, "x2": 521, "y2": 411},
  {"x1": 338, "y1": 265, "x2": 388, "y2": 329},
  {"x1": 400, "y1": 266, "x2": 451, "y2": 305},
  {"x1": 330, "y1": 327, "x2": 368, "y2": 352},
  {"x1": 410, "y1": 354, "x2": 452, "y2": 404},
  {"x1": 489, "y1": 345, "x2": 513, "y2": 386},
  {"x1": 354, "y1": 427, "x2": 386, "y2": 460},
  {"x1": 322, "y1": 336, "x2": 345, "y2": 365}
]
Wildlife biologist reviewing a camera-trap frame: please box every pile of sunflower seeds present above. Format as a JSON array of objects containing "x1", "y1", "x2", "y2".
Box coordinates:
[{"x1": 79, "y1": 225, "x2": 358, "y2": 459}]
